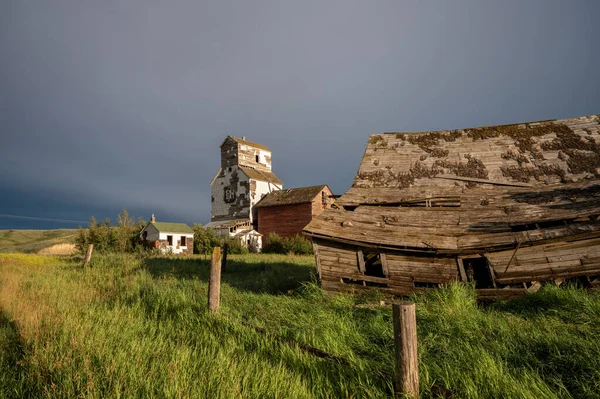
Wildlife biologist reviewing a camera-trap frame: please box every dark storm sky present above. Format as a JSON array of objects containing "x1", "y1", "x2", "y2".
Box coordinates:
[{"x1": 1, "y1": 0, "x2": 599, "y2": 229}]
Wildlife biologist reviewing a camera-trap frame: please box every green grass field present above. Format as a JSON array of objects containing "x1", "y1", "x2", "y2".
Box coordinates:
[
  {"x1": 1, "y1": 252, "x2": 599, "y2": 398},
  {"x1": 0, "y1": 229, "x2": 77, "y2": 253}
]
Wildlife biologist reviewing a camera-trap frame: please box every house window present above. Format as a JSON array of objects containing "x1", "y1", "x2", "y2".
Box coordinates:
[
  {"x1": 180, "y1": 236, "x2": 186, "y2": 247},
  {"x1": 255, "y1": 155, "x2": 259, "y2": 163},
  {"x1": 167, "y1": 235, "x2": 173, "y2": 246},
  {"x1": 322, "y1": 191, "x2": 327, "y2": 205},
  {"x1": 211, "y1": 196, "x2": 214, "y2": 202},
  {"x1": 142, "y1": 231, "x2": 148, "y2": 240}
]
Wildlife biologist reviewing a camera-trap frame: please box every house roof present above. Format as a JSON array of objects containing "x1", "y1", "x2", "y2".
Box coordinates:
[
  {"x1": 220, "y1": 136, "x2": 271, "y2": 152},
  {"x1": 204, "y1": 219, "x2": 251, "y2": 229},
  {"x1": 239, "y1": 166, "x2": 283, "y2": 186},
  {"x1": 304, "y1": 114, "x2": 600, "y2": 253},
  {"x1": 147, "y1": 222, "x2": 193, "y2": 234},
  {"x1": 256, "y1": 185, "x2": 330, "y2": 207},
  {"x1": 234, "y1": 229, "x2": 263, "y2": 237}
]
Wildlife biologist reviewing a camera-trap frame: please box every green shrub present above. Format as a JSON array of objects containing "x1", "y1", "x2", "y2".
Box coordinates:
[
  {"x1": 76, "y1": 210, "x2": 146, "y2": 254},
  {"x1": 223, "y1": 237, "x2": 249, "y2": 254},
  {"x1": 192, "y1": 224, "x2": 249, "y2": 254},
  {"x1": 285, "y1": 234, "x2": 313, "y2": 255},
  {"x1": 262, "y1": 232, "x2": 286, "y2": 254},
  {"x1": 192, "y1": 224, "x2": 221, "y2": 254},
  {"x1": 262, "y1": 233, "x2": 313, "y2": 255},
  {"x1": 75, "y1": 226, "x2": 88, "y2": 254}
]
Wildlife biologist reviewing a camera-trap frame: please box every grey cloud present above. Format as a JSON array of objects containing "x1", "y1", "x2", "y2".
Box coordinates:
[{"x1": 1, "y1": 0, "x2": 599, "y2": 225}]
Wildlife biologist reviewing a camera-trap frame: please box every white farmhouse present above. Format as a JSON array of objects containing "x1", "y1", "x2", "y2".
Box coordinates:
[
  {"x1": 140, "y1": 215, "x2": 194, "y2": 255},
  {"x1": 205, "y1": 136, "x2": 282, "y2": 250}
]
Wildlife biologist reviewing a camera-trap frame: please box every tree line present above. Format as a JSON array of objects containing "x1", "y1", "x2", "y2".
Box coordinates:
[{"x1": 75, "y1": 210, "x2": 313, "y2": 255}]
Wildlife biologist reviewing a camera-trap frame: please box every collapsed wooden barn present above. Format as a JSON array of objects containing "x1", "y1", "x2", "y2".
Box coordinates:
[{"x1": 303, "y1": 114, "x2": 600, "y2": 299}]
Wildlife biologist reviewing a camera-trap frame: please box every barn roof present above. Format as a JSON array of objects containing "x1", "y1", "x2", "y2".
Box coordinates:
[
  {"x1": 239, "y1": 166, "x2": 283, "y2": 185},
  {"x1": 220, "y1": 136, "x2": 271, "y2": 152},
  {"x1": 304, "y1": 114, "x2": 600, "y2": 253},
  {"x1": 147, "y1": 222, "x2": 193, "y2": 234},
  {"x1": 256, "y1": 185, "x2": 330, "y2": 207},
  {"x1": 205, "y1": 219, "x2": 250, "y2": 229}
]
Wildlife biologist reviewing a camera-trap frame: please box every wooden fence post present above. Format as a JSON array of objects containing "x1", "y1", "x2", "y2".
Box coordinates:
[
  {"x1": 393, "y1": 301, "x2": 419, "y2": 398},
  {"x1": 83, "y1": 244, "x2": 94, "y2": 267},
  {"x1": 208, "y1": 246, "x2": 222, "y2": 313},
  {"x1": 221, "y1": 242, "x2": 228, "y2": 272}
]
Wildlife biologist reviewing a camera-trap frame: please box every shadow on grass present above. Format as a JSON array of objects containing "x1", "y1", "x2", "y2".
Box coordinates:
[
  {"x1": 0, "y1": 311, "x2": 38, "y2": 398},
  {"x1": 144, "y1": 256, "x2": 316, "y2": 295}
]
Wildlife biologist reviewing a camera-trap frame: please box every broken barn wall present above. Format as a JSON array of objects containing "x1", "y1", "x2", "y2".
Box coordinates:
[
  {"x1": 487, "y1": 238, "x2": 600, "y2": 285},
  {"x1": 314, "y1": 238, "x2": 459, "y2": 295}
]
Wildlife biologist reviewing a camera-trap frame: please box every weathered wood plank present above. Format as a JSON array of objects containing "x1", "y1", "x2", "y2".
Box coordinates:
[
  {"x1": 320, "y1": 257, "x2": 359, "y2": 268},
  {"x1": 208, "y1": 247, "x2": 222, "y2": 313},
  {"x1": 393, "y1": 302, "x2": 419, "y2": 398},
  {"x1": 313, "y1": 242, "x2": 322, "y2": 280},
  {"x1": 434, "y1": 175, "x2": 533, "y2": 187},
  {"x1": 321, "y1": 271, "x2": 390, "y2": 284},
  {"x1": 457, "y1": 258, "x2": 467, "y2": 281},
  {"x1": 357, "y1": 250, "x2": 366, "y2": 273},
  {"x1": 380, "y1": 253, "x2": 389, "y2": 276}
]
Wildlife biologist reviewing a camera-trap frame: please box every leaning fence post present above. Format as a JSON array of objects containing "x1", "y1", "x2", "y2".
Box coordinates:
[
  {"x1": 208, "y1": 246, "x2": 222, "y2": 313},
  {"x1": 83, "y1": 244, "x2": 94, "y2": 267},
  {"x1": 393, "y1": 301, "x2": 419, "y2": 398},
  {"x1": 221, "y1": 242, "x2": 228, "y2": 272}
]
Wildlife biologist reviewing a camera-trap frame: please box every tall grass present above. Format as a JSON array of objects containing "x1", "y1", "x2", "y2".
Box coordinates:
[
  {"x1": 0, "y1": 253, "x2": 599, "y2": 398},
  {"x1": 0, "y1": 229, "x2": 77, "y2": 253},
  {"x1": 37, "y1": 243, "x2": 77, "y2": 256}
]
